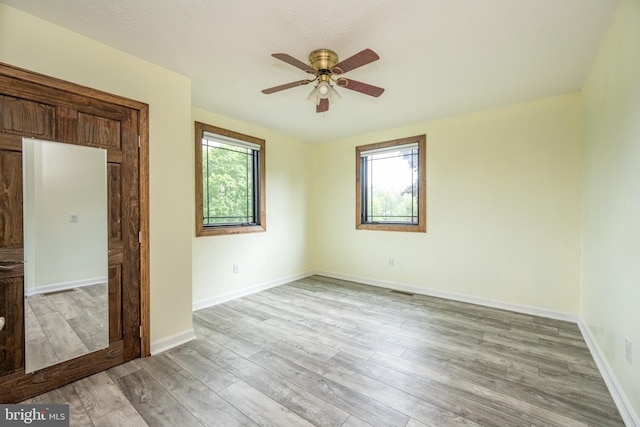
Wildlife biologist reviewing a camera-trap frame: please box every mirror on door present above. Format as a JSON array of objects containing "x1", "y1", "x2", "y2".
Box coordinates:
[{"x1": 22, "y1": 138, "x2": 109, "y2": 373}]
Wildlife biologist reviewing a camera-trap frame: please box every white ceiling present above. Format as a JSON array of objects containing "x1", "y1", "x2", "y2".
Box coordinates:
[{"x1": 1, "y1": 0, "x2": 620, "y2": 143}]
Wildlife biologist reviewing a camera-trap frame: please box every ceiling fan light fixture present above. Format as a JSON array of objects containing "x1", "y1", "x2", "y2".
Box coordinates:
[
  {"x1": 307, "y1": 82, "x2": 341, "y2": 106},
  {"x1": 317, "y1": 81, "x2": 331, "y2": 98}
]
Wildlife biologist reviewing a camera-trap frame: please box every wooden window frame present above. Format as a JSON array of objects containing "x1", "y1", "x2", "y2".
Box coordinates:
[
  {"x1": 356, "y1": 134, "x2": 427, "y2": 233},
  {"x1": 195, "y1": 121, "x2": 266, "y2": 236}
]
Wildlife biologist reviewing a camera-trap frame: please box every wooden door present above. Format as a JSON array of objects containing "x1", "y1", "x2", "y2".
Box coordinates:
[{"x1": 0, "y1": 63, "x2": 149, "y2": 402}]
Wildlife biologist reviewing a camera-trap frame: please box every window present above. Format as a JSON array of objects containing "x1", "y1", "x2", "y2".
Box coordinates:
[
  {"x1": 356, "y1": 135, "x2": 426, "y2": 232},
  {"x1": 195, "y1": 122, "x2": 266, "y2": 236}
]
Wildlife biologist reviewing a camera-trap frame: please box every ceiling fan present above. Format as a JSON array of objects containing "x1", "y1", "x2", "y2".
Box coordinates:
[{"x1": 262, "y1": 48, "x2": 385, "y2": 113}]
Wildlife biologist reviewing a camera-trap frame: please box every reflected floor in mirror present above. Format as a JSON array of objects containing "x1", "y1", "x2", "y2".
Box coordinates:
[
  {"x1": 25, "y1": 283, "x2": 108, "y2": 373},
  {"x1": 22, "y1": 276, "x2": 624, "y2": 426}
]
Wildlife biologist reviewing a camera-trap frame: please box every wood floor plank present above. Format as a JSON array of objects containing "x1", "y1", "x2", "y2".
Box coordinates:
[
  {"x1": 218, "y1": 380, "x2": 318, "y2": 427},
  {"x1": 71, "y1": 371, "x2": 131, "y2": 420},
  {"x1": 113, "y1": 368, "x2": 203, "y2": 427},
  {"x1": 192, "y1": 318, "x2": 263, "y2": 359},
  {"x1": 164, "y1": 344, "x2": 239, "y2": 392}
]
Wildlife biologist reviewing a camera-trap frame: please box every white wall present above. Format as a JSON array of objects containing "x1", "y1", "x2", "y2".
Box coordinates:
[
  {"x1": 313, "y1": 94, "x2": 583, "y2": 314},
  {"x1": 581, "y1": 0, "x2": 640, "y2": 421},
  {"x1": 0, "y1": 5, "x2": 193, "y2": 345},
  {"x1": 191, "y1": 108, "x2": 315, "y2": 307}
]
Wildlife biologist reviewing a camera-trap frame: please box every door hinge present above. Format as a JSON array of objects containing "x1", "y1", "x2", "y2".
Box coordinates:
[
  {"x1": 138, "y1": 135, "x2": 141, "y2": 148},
  {"x1": 138, "y1": 231, "x2": 142, "y2": 244},
  {"x1": 139, "y1": 325, "x2": 143, "y2": 338}
]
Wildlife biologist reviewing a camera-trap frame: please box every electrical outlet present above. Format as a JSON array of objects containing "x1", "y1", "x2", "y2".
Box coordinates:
[
  {"x1": 233, "y1": 264, "x2": 240, "y2": 274},
  {"x1": 387, "y1": 258, "x2": 394, "y2": 267},
  {"x1": 625, "y1": 337, "x2": 632, "y2": 364}
]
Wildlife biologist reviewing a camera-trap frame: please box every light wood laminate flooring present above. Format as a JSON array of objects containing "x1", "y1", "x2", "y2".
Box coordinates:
[{"x1": 22, "y1": 276, "x2": 624, "y2": 426}]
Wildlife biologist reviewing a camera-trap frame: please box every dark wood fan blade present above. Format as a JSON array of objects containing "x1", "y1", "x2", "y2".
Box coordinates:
[
  {"x1": 272, "y1": 53, "x2": 315, "y2": 73},
  {"x1": 262, "y1": 79, "x2": 313, "y2": 94},
  {"x1": 316, "y1": 98, "x2": 329, "y2": 113},
  {"x1": 336, "y1": 78, "x2": 384, "y2": 97},
  {"x1": 331, "y1": 49, "x2": 379, "y2": 75}
]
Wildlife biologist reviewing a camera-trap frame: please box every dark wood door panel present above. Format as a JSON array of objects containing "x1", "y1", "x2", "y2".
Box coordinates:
[
  {"x1": 78, "y1": 112, "x2": 122, "y2": 150},
  {"x1": 0, "y1": 95, "x2": 56, "y2": 139},
  {"x1": 108, "y1": 163, "x2": 123, "y2": 241},
  {"x1": 57, "y1": 106, "x2": 125, "y2": 152},
  {"x1": 0, "y1": 278, "x2": 24, "y2": 376},
  {"x1": 0, "y1": 150, "x2": 23, "y2": 248},
  {"x1": 108, "y1": 264, "x2": 123, "y2": 342}
]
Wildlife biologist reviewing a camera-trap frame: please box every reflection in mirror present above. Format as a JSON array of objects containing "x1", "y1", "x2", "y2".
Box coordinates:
[{"x1": 22, "y1": 138, "x2": 109, "y2": 373}]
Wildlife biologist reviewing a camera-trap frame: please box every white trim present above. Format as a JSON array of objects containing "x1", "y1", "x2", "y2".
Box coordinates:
[
  {"x1": 315, "y1": 270, "x2": 578, "y2": 322},
  {"x1": 150, "y1": 328, "x2": 196, "y2": 355},
  {"x1": 25, "y1": 277, "x2": 108, "y2": 297},
  {"x1": 578, "y1": 320, "x2": 640, "y2": 427},
  {"x1": 192, "y1": 271, "x2": 314, "y2": 312}
]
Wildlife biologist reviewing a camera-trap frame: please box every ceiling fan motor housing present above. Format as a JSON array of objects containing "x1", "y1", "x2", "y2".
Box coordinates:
[{"x1": 309, "y1": 49, "x2": 339, "y2": 73}]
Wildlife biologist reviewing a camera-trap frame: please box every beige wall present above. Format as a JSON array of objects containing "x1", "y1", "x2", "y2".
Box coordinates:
[
  {"x1": 0, "y1": 5, "x2": 194, "y2": 344},
  {"x1": 313, "y1": 95, "x2": 583, "y2": 313},
  {"x1": 582, "y1": 0, "x2": 640, "y2": 419},
  {"x1": 191, "y1": 108, "x2": 316, "y2": 306}
]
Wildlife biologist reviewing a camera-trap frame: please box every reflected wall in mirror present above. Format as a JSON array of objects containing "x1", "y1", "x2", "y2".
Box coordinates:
[{"x1": 22, "y1": 138, "x2": 109, "y2": 373}]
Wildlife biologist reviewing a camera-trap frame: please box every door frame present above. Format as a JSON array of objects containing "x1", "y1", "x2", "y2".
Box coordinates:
[{"x1": 0, "y1": 61, "x2": 150, "y2": 361}]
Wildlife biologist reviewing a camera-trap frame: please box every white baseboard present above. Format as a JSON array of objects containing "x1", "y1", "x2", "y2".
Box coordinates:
[
  {"x1": 150, "y1": 328, "x2": 196, "y2": 355},
  {"x1": 578, "y1": 320, "x2": 640, "y2": 427},
  {"x1": 25, "y1": 276, "x2": 108, "y2": 297},
  {"x1": 315, "y1": 270, "x2": 578, "y2": 322},
  {"x1": 192, "y1": 271, "x2": 314, "y2": 312}
]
